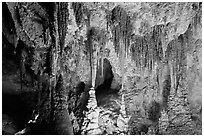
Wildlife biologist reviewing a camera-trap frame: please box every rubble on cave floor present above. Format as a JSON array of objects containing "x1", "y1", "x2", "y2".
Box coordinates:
[{"x1": 81, "y1": 87, "x2": 130, "y2": 135}]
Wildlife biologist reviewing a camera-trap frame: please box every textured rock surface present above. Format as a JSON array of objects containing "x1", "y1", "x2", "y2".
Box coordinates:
[
  {"x1": 2, "y1": 2, "x2": 202, "y2": 135},
  {"x1": 81, "y1": 88, "x2": 102, "y2": 135}
]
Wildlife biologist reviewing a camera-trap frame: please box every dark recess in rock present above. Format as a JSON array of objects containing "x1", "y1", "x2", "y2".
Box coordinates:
[
  {"x1": 95, "y1": 58, "x2": 114, "y2": 91},
  {"x1": 2, "y1": 2, "x2": 16, "y2": 35},
  {"x1": 148, "y1": 101, "x2": 161, "y2": 123},
  {"x1": 2, "y1": 34, "x2": 16, "y2": 62}
]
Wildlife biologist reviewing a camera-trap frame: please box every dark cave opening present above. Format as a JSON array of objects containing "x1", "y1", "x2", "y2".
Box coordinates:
[
  {"x1": 95, "y1": 58, "x2": 120, "y2": 106},
  {"x1": 95, "y1": 58, "x2": 114, "y2": 91}
]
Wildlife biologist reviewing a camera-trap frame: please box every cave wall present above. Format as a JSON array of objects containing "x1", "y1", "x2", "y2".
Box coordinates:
[
  {"x1": 2, "y1": 2, "x2": 202, "y2": 135},
  {"x1": 61, "y1": 2, "x2": 202, "y2": 134}
]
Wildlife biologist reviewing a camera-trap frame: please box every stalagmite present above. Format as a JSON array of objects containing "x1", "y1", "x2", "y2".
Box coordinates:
[
  {"x1": 117, "y1": 94, "x2": 129, "y2": 134},
  {"x1": 81, "y1": 87, "x2": 101, "y2": 135},
  {"x1": 121, "y1": 94, "x2": 126, "y2": 116},
  {"x1": 81, "y1": 29, "x2": 103, "y2": 134}
]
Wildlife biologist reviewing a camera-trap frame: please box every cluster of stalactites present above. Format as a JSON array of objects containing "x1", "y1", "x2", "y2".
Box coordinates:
[
  {"x1": 166, "y1": 6, "x2": 201, "y2": 94},
  {"x1": 87, "y1": 27, "x2": 107, "y2": 87},
  {"x1": 191, "y1": 3, "x2": 202, "y2": 36},
  {"x1": 72, "y1": 2, "x2": 90, "y2": 28},
  {"x1": 130, "y1": 25, "x2": 164, "y2": 72},
  {"x1": 57, "y1": 2, "x2": 69, "y2": 55},
  {"x1": 130, "y1": 23, "x2": 188, "y2": 94},
  {"x1": 107, "y1": 5, "x2": 132, "y2": 58},
  {"x1": 166, "y1": 33, "x2": 187, "y2": 94},
  {"x1": 106, "y1": 5, "x2": 132, "y2": 89}
]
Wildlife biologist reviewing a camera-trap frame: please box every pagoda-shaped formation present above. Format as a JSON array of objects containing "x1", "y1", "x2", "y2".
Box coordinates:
[{"x1": 81, "y1": 87, "x2": 101, "y2": 134}]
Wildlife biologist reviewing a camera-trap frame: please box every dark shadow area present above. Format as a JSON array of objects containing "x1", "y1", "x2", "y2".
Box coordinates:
[
  {"x1": 2, "y1": 92, "x2": 35, "y2": 130},
  {"x1": 2, "y1": 2, "x2": 16, "y2": 35},
  {"x1": 95, "y1": 58, "x2": 120, "y2": 107},
  {"x1": 95, "y1": 58, "x2": 114, "y2": 93},
  {"x1": 2, "y1": 14, "x2": 38, "y2": 134}
]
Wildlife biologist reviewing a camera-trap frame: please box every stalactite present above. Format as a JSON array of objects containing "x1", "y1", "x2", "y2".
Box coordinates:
[
  {"x1": 174, "y1": 34, "x2": 186, "y2": 95},
  {"x1": 140, "y1": 38, "x2": 143, "y2": 71},
  {"x1": 141, "y1": 38, "x2": 143, "y2": 70},
  {"x1": 129, "y1": 24, "x2": 166, "y2": 81},
  {"x1": 108, "y1": 6, "x2": 132, "y2": 88},
  {"x1": 173, "y1": 40, "x2": 177, "y2": 92},
  {"x1": 135, "y1": 39, "x2": 138, "y2": 68},
  {"x1": 151, "y1": 34, "x2": 154, "y2": 72},
  {"x1": 87, "y1": 27, "x2": 107, "y2": 88},
  {"x1": 143, "y1": 37, "x2": 146, "y2": 68},
  {"x1": 121, "y1": 39, "x2": 125, "y2": 89},
  {"x1": 101, "y1": 55, "x2": 103, "y2": 78},
  {"x1": 139, "y1": 38, "x2": 141, "y2": 71},
  {"x1": 92, "y1": 50, "x2": 97, "y2": 88},
  {"x1": 147, "y1": 36, "x2": 149, "y2": 71},
  {"x1": 101, "y1": 45, "x2": 105, "y2": 78},
  {"x1": 136, "y1": 41, "x2": 138, "y2": 68},
  {"x1": 87, "y1": 29, "x2": 93, "y2": 87},
  {"x1": 142, "y1": 37, "x2": 146, "y2": 70},
  {"x1": 72, "y1": 2, "x2": 83, "y2": 26},
  {"x1": 100, "y1": 30, "x2": 106, "y2": 79},
  {"x1": 193, "y1": 12, "x2": 197, "y2": 35},
  {"x1": 145, "y1": 37, "x2": 148, "y2": 68},
  {"x1": 57, "y1": 2, "x2": 69, "y2": 55},
  {"x1": 145, "y1": 35, "x2": 148, "y2": 69},
  {"x1": 100, "y1": 43, "x2": 103, "y2": 79},
  {"x1": 164, "y1": 36, "x2": 179, "y2": 96}
]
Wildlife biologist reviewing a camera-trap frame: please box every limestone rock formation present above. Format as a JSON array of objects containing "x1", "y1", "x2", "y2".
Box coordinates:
[
  {"x1": 81, "y1": 88, "x2": 102, "y2": 135},
  {"x1": 2, "y1": 2, "x2": 202, "y2": 135}
]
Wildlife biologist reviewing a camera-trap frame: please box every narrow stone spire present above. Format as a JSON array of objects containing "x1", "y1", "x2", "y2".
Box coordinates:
[
  {"x1": 116, "y1": 94, "x2": 130, "y2": 134},
  {"x1": 81, "y1": 88, "x2": 101, "y2": 135},
  {"x1": 120, "y1": 94, "x2": 126, "y2": 115}
]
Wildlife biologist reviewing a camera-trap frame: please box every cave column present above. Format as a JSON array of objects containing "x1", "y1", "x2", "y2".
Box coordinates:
[{"x1": 81, "y1": 41, "x2": 101, "y2": 134}]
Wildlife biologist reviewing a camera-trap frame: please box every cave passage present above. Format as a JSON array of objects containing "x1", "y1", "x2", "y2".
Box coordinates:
[{"x1": 94, "y1": 58, "x2": 120, "y2": 107}]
